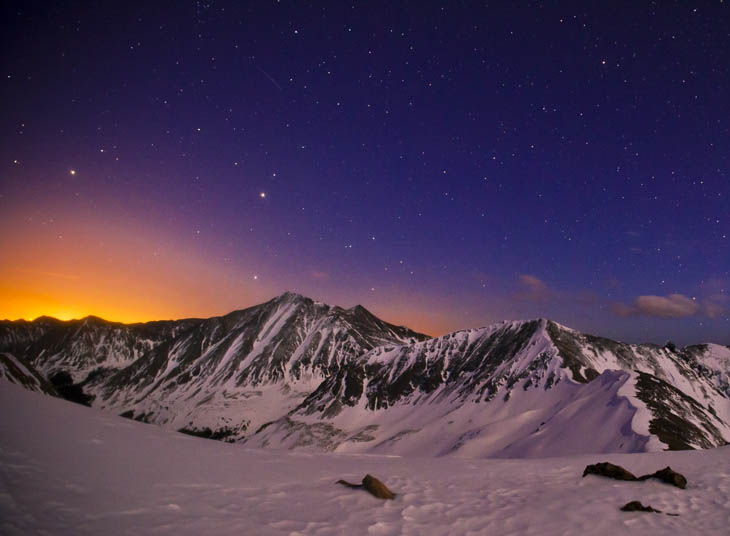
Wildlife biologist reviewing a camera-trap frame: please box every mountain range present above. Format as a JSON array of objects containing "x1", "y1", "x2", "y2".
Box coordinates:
[{"x1": 1, "y1": 291, "x2": 729, "y2": 458}]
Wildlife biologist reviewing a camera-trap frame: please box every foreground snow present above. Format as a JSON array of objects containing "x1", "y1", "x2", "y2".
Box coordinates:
[{"x1": 1, "y1": 384, "x2": 729, "y2": 535}]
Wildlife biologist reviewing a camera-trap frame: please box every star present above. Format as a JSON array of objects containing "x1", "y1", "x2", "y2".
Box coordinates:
[
  {"x1": 259, "y1": 192, "x2": 266, "y2": 199},
  {"x1": 69, "y1": 169, "x2": 77, "y2": 175}
]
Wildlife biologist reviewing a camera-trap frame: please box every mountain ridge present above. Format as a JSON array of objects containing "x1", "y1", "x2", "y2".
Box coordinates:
[{"x1": 1, "y1": 292, "x2": 729, "y2": 458}]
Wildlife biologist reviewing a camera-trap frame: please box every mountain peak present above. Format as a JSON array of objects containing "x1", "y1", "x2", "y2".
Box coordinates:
[
  {"x1": 273, "y1": 291, "x2": 308, "y2": 303},
  {"x1": 347, "y1": 304, "x2": 370, "y2": 315},
  {"x1": 32, "y1": 315, "x2": 64, "y2": 324},
  {"x1": 80, "y1": 315, "x2": 109, "y2": 324}
]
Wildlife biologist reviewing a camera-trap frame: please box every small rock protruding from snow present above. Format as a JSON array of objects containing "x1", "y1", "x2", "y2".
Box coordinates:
[
  {"x1": 362, "y1": 474, "x2": 395, "y2": 499},
  {"x1": 620, "y1": 501, "x2": 663, "y2": 514},
  {"x1": 582, "y1": 462, "x2": 637, "y2": 481},
  {"x1": 583, "y1": 462, "x2": 688, "y2": 490},
  {"x1": 636, "y1": 466, "x2": 687, "y2": 489},
  {"x1": 336, "y1": 474, "x2": 395, "y2": 500}
]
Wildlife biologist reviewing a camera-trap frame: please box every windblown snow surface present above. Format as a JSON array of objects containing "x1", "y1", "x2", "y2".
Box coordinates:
[{"x1": 2, "y1": 383, "x2": 729, "y2": 535}]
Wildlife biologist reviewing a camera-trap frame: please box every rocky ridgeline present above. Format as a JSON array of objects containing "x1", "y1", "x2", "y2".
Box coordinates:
[{"x1": 1, "y1": 292, "x2": 729, "y2": 457}]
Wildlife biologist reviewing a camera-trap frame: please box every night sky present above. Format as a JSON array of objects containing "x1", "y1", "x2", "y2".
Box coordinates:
[{"x1": 2, "y1": 1, "x2": 729, "y2": 345}]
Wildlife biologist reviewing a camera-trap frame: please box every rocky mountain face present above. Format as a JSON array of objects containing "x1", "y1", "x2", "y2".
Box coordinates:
[
  {"x1": 0, "y1": 292, "x2": 426, "y2": 440},
  {"x1": 1, "y1": 292, "x2": 729, "y2": 458},
  {"x1": 0, "y1": 352, "x2": 57, "y2": 395}
]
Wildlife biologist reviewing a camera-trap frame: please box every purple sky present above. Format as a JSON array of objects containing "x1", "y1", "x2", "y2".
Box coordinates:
[{"x1": 1, "y1": 1, "x2": 728, "y2": 344}]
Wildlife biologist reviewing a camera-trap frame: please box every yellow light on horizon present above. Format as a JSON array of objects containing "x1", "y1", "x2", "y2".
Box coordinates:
[{"x1": 1, "y1": 196, "x2": 280, "y2": 329}]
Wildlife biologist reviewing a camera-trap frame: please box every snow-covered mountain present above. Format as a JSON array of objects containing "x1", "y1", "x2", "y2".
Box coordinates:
[
  {"x1": 0, "y1": 292, "x2": 426, "y2": 440},
  {"x1": 1, "y1": 292, "x2": 729, "y2": 457},
  {"x1": 0, "y1": 352, "x2": 57, "y2": 395},
  {"x1": 263, "y1": 319, "x2": 730, "y2": 457}
]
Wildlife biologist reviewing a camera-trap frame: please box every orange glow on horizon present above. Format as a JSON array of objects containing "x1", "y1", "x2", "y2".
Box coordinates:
[
  {"x1": 1, "y1": 201, "x2": 461, "y2": 335},
  {"x1": 0, "y1": 200, "x2": 277, "y2": 325},
  {"x1": 4, "y1": 304, "x2": 455, "y2": 336}
]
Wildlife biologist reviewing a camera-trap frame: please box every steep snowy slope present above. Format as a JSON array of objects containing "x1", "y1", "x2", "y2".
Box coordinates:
[
  {"x1": 2, "y1": 382, "x2": 730, "y2": 536},
  {"x1": 0, "y1": 352, "x2": 56, "y2": 395},
  {"x1": 251, "y1": 319, "x2": 730, "y2": 456}
]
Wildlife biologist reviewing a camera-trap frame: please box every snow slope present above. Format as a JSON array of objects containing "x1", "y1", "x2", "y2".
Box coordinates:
[
  {"x1": 254, "y1": 319, "x2": 730, "y2": 455},
  {"x1": 1, "y1": 382, "x2": 729, "y2": 535}
]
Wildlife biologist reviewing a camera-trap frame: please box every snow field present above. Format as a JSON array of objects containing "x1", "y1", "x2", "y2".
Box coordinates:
[{"x1": 2, "y1": 382, "x2": 729, "y2": 535}]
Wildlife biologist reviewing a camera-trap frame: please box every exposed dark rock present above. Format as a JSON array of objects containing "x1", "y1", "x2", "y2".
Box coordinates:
[
  {"x1": 178, "y1": 426, "x2": 240, "y2": 442},
  {"x1": 637, "y1": 466, "x2": 687, "y2": 489},
  {"x1": 634, "y1": 372, "x2": 725, "y2": 450},
  {"x1": 546, "y1": 322, "x2": 598, "y2": 383},
  {"x1": 49, "y1": 371, "x2": 93, "y2": 406},
  {"x1": 620, "y1": 501, "x2": 662, "y2": 513},
  {"x1": 362, "y1": 474, "x2": 395, "y2": 499},
  {"x1": 249, "y1": 416, "x2": 347, "y2": 450},
  {"x1": 336, "y1": 474, "x2": 395, "y2": 499},
  {"x1": 583, "y1": 463, "x2": 688, "y2": 490},
  {"x1": 345, "y1": 425, "x2": 379, "y2": 443},
  {"x1": 582, "y1": 462, "x2": 637, "y2": 481},
  {"x1": 0, "y1": 352, "x2": 57, "y2": 395},
  {"x1": 132, "y1": 412, "x2": 152, "y2": 423}
]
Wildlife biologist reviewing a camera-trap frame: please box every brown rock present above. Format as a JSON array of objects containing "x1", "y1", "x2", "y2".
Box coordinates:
[
  {"x1": 637, "y1": 466, "x2": 687, "y2": 489},
  {"x1": 362, "y1": 474, "x2": 395, "y2": 500},
  {"x1": 582, "y1": 462, "x2": 637, "y2": 481},
  {"x1": 620, "y1": 501, "x2": 662, "y2": 513}
]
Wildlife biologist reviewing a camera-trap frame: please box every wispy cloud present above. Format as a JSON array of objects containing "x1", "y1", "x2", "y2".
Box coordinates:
[
  {"x1": 612, "y1": 293, "x2": 706, "y2": 318},
  {"x1": 516, "y1": 274, "x2": 550, "y2": 302},
  {"x1": 609, "y1": 302, "x2": 637, "y2": 317},
  {"x1": 635, "y1": 294, "x2": 700, "y2": 318},
  {"x1": 703, "y1": 294, "x2": 729, "y2": 318},
  {"x1": 310, "y1": 270, "x2": 330, "y2": 281}
]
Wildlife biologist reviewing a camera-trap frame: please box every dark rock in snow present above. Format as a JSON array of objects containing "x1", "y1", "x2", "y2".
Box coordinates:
[
  {"x1": 620, "y1": 501, "x2": 662, "y2": 513},
  {"x1": 337, "y1": 474, "x2": 395, "y2": 499},
  {"x1": 362, "y1": 474, "x2": 395, "y2": 499},
  {"x1": 637, "y1": 466, "x2": 687, "y2": 489},
  {"x1": 582, "y1": 462, "x2": 637, "y2": 481},
  {"x1": 49, "y1": 371, "x2": 93, "y2": 406}
]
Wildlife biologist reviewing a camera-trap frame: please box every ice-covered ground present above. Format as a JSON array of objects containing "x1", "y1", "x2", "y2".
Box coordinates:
[{"x1": 1, "y1": 383, "x2": 728, "y2": 535}]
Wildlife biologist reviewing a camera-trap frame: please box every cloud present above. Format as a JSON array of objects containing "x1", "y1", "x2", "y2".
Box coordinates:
[
  {"x1": 519, "y1": 274, "x2": 547, "y2": 293},
  {"x1": 517, "y1": 274, "x2": 550, "y2": 302},
  {"x1": 310, "y1": 270, "x2": 330, "y2": 281},
  {"x1": 612, "y1": 293, "x2": 701, "y2": 318},
  {"x1": 703, "y1": 294, "x2": 729, "y2": 318},
  {"x1": 635, "y1": 294, "x2": 700, "y2": 318}
]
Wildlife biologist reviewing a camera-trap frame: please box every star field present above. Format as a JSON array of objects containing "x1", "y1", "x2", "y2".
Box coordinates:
[{"x1": 1, "y1": 1, "x2": 728, "y2": 344}]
